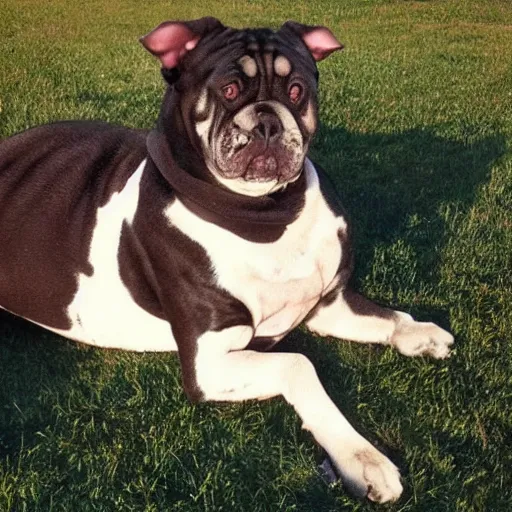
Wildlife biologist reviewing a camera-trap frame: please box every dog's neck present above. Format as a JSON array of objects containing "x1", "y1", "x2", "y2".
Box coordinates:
[{"x1": 146, "y1": 124, "x2": 307, "y2": 243}]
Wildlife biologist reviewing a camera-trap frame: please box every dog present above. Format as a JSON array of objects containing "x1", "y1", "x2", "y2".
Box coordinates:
[{"x1": 0, "y1": 17, "x2": 454, "y2": 503}]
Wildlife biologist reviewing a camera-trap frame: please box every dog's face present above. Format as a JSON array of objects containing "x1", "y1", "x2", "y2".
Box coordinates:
[
  {"x1": 192, "y1": 48, "x2": 314, "y2": 196},
  {"x1": 141, "y1": 18, "x2": 342, "y2": 196}
]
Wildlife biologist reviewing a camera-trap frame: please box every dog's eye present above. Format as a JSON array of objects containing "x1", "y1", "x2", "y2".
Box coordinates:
[
  {"x1": 288, "y1": 84, "x2": 302, "y2": 104},
  {"x1": 222, "y1": 83, "x2": 240, "y2": 101}
]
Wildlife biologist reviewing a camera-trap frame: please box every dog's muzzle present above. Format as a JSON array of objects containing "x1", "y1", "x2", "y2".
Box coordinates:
[{"x1": 214, "y1": 101, "x2": 305, "y2": 184}]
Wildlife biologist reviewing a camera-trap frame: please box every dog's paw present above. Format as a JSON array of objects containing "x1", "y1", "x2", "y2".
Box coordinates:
[
  {"x1": 391, "y1": 316, "x2": 454, "y2": 359},
  {"x1": 333, "y1": 443, "x2": 403, "y2": 503}
]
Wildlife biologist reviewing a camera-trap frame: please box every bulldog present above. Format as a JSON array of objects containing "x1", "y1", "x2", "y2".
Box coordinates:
[{"x1": 0, "y1": 17, "x2": 454, "y2": 503}]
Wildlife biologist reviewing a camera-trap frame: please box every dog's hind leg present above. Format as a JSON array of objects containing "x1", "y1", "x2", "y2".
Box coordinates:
[
  {"x1": 189, "y1": 325, "x2": 403, "y2": 504},
  {"x1": 306, "y1": 288, "x2": 454, "y2": 358}
]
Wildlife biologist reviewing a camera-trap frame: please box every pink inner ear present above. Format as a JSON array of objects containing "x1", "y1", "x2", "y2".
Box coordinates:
[
  {"x1": 302, "y1": 27, "x2": 344, "y2": 61},
  {"x1": 140, "y1": 22, "x2": 200, "y2": 68}
]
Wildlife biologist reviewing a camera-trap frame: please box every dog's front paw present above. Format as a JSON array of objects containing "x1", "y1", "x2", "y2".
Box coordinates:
[
  {"x1": 391, "y1": 315, "x2": 454, "y2": 359},
  {"x1": 332, "y1": 442, "x2": 403, "y2": 503}
]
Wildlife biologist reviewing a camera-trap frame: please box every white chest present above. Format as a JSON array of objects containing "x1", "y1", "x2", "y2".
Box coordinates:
[{"x1": 167, "y1": 160, "x2": 346, "y2": 338}]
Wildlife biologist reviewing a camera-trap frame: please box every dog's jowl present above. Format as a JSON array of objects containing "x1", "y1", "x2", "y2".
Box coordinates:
[{"x1": 0, "y1": 17, "x2": 454, "y2": 503}]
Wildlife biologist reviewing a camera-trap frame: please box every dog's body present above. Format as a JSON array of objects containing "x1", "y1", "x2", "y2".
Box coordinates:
[
  {"x1": 0, "y1": 18, "x2": 454, "y2": 503},
  {"x1": 0, "y1": 121, "x2": 343, "y2": 358}
]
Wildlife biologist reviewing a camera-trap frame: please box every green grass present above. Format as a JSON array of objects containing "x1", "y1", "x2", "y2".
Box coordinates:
[{"x1": 1, "y1": 0, "x2": 511, "y2": 510}]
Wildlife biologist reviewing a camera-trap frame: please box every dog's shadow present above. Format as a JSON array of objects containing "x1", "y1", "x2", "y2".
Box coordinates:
[
  {"x1": 0, "y1": 124, "x2": 506, "y2": 509},
  {"x1": 311, "y1": 123, "x2": 505, "y2": 291},
  {"x1": 0, "y1": 311, "x2": 86, "y2": 458}
]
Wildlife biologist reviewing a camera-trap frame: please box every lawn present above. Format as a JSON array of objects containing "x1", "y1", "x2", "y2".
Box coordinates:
[{"x1": 1, "y1": 0, "x2": 511, "y2": 510}]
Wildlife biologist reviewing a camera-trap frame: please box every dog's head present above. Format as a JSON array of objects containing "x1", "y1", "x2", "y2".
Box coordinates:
[{"x1": 141, "y1": 17, "x2": 342, "y2": 196}]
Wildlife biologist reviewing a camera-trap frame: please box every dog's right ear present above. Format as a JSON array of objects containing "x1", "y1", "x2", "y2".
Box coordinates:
[{"x1": 140, "y1": 17, "x2": 224, "y2": 69}]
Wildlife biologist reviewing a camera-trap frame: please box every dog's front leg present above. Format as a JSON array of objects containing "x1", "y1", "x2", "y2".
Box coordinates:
[
  {"x1": 188, "y1": 325, "x2": 403, "y2": 503},
  {"x1": 306, "y1": 287, "x2": 454, "y2": 358}
]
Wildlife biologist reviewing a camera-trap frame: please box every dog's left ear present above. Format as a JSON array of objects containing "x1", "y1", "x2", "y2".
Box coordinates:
[
  {"x1": 280, "y1": 21, "x2": 343, "y2": 61},
  {"x1": 140, "y1": 17, "x2": 224, "y2": 69}
]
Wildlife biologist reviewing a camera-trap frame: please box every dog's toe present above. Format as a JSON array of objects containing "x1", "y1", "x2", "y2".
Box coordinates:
[
  {"x1": 392, "y1": 321, "x2": 454, "y2": 359},
  {"x1": 333, "y1": 444, "x2": 403, "y2": 504}
]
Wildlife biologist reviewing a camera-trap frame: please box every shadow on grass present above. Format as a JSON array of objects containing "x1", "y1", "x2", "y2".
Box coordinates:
[
  {"x1": 0, "y1": 309, "x2": 96, "y2": 459},
  {"x1": 311, "y1": 123, "x2": 506, "y2": 289}
]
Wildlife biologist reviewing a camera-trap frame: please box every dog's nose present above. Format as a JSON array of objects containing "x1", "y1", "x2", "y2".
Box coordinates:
[{"x1": 252, "y1": 113, "x2": 282, "y2": 144}]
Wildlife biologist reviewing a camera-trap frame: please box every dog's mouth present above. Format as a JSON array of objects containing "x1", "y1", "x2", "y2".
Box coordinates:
[
  {"x1": 215, "y1": 135, "x2": 304, "y2": 185},
  {"x1": 246, "y1": 154, "x2": 278, "y2": 181}
]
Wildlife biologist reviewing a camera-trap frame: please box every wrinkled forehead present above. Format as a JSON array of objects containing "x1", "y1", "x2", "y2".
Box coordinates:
[{"x1": 183, "y1": 27, "x2": 318, "y2": 83}]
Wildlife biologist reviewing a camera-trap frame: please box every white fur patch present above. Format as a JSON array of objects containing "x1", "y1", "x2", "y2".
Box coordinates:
[
  {"x1": 232, "y1": 106, "x2": 258, "y2": 132},
  {"x1": 195, "y1": 101, "x2": 216, "y2": 141},
  {"x1": 165, "y1": 159, "x2": 343, "y2": 339},
  {"x1": 238, "y1": 55, "x2": 258, "y2": 77},
  {"x1": 195, "y1": 325, "x2": 254, "y2": 397},
  {"x1": 60, "y1": 160, "x2": 177, "y2": 351},
  {"x1": 302, "y1": 101, "x2": 317, "y2": 134},
  {"x1": 274, "y1": 55, "x2": 291, "y2": 77},
  {"x1": 306, "y1": 293, "x2": 397, "y2": 341},
  {"x1": 195, "y1": 89, "x2": 209, "y2": 117}
]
